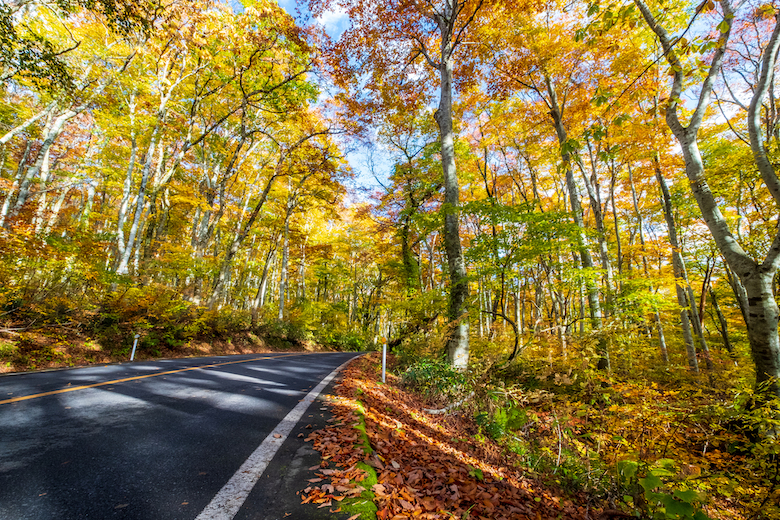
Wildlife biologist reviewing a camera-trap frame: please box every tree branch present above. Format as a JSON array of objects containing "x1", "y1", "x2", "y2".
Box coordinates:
[{"x1": 747, "y1": 12, "x2": 780, "y2": 210}]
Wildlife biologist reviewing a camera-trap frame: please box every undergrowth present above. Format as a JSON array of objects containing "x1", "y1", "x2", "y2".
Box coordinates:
[
  {"x1": 0, "y1": 284, "x2": 369, "y2": 371},
  {"x1": 396, "y1": 335, "x2": 780, "y2": 520}
]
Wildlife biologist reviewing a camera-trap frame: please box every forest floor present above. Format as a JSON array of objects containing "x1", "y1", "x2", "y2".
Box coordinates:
[
  {"x1": 0, "y1": 329, "x2": 329, "y2": 374},
  {"x1": 300, "y1": 352, "x2": 779, "y2": 520},
  {"x1": 301, "y1": 353, "x2": 608, "y2": 520}
]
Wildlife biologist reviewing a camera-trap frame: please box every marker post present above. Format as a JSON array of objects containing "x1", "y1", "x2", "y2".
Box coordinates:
[
  {"x1": 130, "y1": 333, "x2": 140, "y2": 361},
  {"x1": 381, "y1": 336, "x2": 387, "y2": 384}
]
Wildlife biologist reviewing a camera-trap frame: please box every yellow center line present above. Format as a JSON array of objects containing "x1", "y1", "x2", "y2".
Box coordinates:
[{"x1": 0, "y1": 352, "x2": 307, "y2": 406}]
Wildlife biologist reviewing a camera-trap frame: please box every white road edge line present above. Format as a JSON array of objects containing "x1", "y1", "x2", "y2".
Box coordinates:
[{"x1": 195, "y1": 357, "x2": 355, "y2": 520}]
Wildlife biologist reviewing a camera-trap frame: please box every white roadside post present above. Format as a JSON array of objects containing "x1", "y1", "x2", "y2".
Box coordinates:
[
  {"x1": 381, "y1": 336, "x2": 387, "y2": 383},
  {"x1": 130, "y1": 333, "x2": 140, "y2": 361}
]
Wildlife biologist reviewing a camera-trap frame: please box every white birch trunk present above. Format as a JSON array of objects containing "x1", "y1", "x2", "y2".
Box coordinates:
[{"x1": 636, "y1": 0, "x2": 780, "y2": 394}]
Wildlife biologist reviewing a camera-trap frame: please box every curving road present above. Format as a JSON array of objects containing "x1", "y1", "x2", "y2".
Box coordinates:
[{"x1": 0, "y1": 351, "x2": 362, "y2": 519}]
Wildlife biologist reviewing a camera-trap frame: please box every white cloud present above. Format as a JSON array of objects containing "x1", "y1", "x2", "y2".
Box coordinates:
[{"x1": 317, "y1": 6, "x2": 349, "y2": 38}]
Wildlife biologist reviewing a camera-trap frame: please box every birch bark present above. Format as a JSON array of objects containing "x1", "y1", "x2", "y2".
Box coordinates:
[
  {"x1": 546, "y1": 76, "x2": 609, "y2": 370},
  {"x1": 635, "y1": 0, "x2": 780, "y2": 394}
]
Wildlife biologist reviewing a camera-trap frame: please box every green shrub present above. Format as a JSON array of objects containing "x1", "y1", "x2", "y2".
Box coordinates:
[
  {"x1": 92, "y1": 286, "x2": 201, "y2": 352},
  {"x1": 399, "y1": 358, "x2": 468, "y2": 403},
  {"x1": 318, "y1": 330, "x2": 366, "y2": 351},
  {"x1": 256, "y1": 318, "x2": 313, "y2": 347},
  {"x1": 200, "y1": 308, "x2": 250, "y2": 338}
]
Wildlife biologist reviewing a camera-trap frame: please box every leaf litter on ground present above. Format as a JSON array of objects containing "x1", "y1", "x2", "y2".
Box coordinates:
[{"x1": 300, "y1": 353, "x2": 603, "y2": 519}]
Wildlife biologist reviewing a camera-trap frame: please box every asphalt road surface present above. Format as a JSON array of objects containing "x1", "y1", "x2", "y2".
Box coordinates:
[{"x1": 0, "y1": 351, "x2": 363, "y2": 519}]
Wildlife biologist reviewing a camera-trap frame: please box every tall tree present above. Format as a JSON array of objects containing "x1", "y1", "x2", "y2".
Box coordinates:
[
  {"x1": 631, "y1": 0, "x2": 780, "y2": 396},
  {"x1": 311, "y1": 0, "x2": 492, "y2": 369}
]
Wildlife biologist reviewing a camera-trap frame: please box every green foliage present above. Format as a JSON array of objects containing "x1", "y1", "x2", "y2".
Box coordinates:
[
  {"x1": 463, "y1": 201, "x2": 580, "y2": 270},
  {"x1": 475, "y1": 402, "x2": 533, "y2": 441},
  {"x1": 399, "y1": 358, "x2": 468, "y2": 403},
  {"x1": 616, "y1": 458, "x2": 712, "y2": 520},
  {"x1": 1, "y1": 0, "x2": 152, "y2": 93},
  {"x1": 317, "y1": 330, "x2": 366, "y2": 351},
  {"x1": 287, "y1": 300, "x2": 369, "y2": 351},
  {"x1": 256, "y1": 318, "x2": 313, "y2": 349},
  {"x1": 403, "y1": 331, "x2": 777, "y2": 518},
  {"x1": 201, "y1": 308, "x2": 251, "y2": 339},
  {"x1": 93, "y1": 286, "x2": 202, "y2": 352},
  {"x1": 2, "y1": 332, "x2": 68, "y2": 369}
]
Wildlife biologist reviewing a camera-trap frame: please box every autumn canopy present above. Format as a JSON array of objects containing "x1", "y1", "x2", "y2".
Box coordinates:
[{"x1": 2, "y1": 0, "x2": 780, "y2": 515}]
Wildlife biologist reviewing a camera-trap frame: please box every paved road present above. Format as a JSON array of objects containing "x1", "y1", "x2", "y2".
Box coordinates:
[{"x1": 0, "y1": 352, "x2": 362, "y2": 519}]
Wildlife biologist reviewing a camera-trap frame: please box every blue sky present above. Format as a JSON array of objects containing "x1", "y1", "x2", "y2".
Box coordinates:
[
  {"x1": 274, "y1": 0, "x2": 387, "y2": 200},
  {"x1": 276, "y1": 0, "x2": 349, "y2": 39},
  {"x1": 227, "y1": 1, "x2": 389, "y2": 199}
]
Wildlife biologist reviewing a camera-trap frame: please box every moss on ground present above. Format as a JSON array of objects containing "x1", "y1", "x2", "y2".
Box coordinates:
[{"x1": 338, "y1": 398, "x2": 378, "y2": 519}]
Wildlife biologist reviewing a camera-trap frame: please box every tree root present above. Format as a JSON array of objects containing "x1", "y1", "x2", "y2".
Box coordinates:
[{"x1": 422, "y1": 392, "x2": 474, "y2": 415}]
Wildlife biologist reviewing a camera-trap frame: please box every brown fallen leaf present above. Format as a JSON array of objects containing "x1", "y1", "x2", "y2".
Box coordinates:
[
  {"x1": 273, "y1": 434, "x2": 282, "y2": 438},
  {"x1": 299, "y1": 355, "x2": 593, "y2": 520}
]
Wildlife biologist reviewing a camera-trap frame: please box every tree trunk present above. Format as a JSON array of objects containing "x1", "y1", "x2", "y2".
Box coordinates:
[
  {"x1": 635, "y1": 0, "x2": 780, "y2": 398},
  {"x1": 115, "y1": 123, "x2": 159, "y2": 275},
  {"x1": 709, "y1": 288, "x2": 734, "y2": 355},
  {"x1": 546, "y1": 76, "x2": 609, "y2": 370},
  {"x1": 298, "y1": 240, "x2": 307, "y2": 302},
  {"x1": 434, "y1": 27, "x2": 469, "y2": 370},
  {"x1": 629, "y1": 164, "x2": 668, "y2": 363},
  {"x1": 10, "y1": 108, "x2": 76, "y2": 222},
  {"x1": 655, "y1": 163, "x2": 699, "y2": 371},
  {"x1": 277, "y1": 205, "x2": 291, "y2": 321},
  {"x1": 580, "y1": 138, "x2": 615, "y2": 309},
  {"x1": 116, "y1": 94, "x2": 137, "y2": 261},
  {"x1": 0, "y1": 141, "x2": 31, "y2": 227}
]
